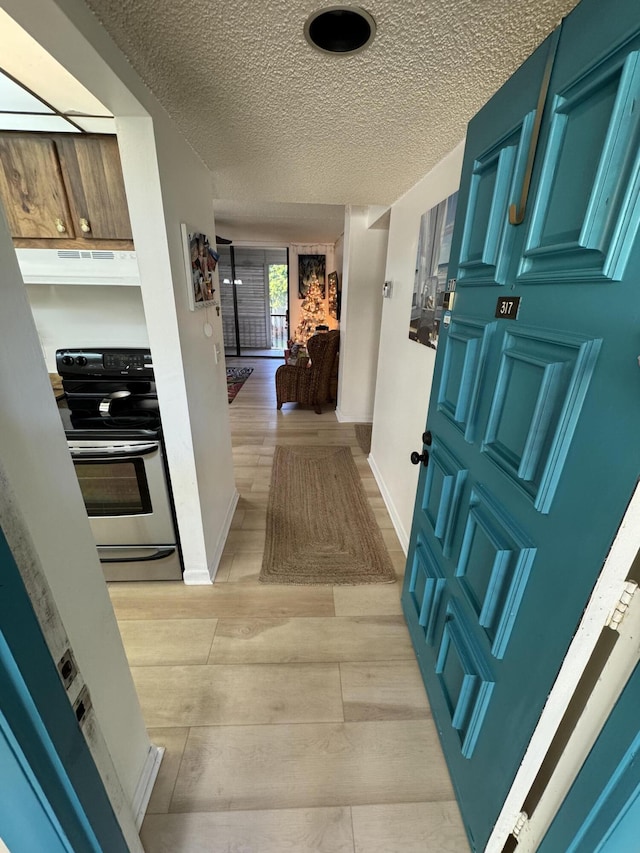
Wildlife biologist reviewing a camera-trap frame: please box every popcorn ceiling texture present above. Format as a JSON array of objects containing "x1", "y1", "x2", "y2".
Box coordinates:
[{"x1": 83, "y1": 0, "x2": 578, "y2": 206}]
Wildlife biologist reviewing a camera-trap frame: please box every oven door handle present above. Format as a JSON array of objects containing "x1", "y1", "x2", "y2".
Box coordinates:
[
  {"x1": 70, "y1": 443, "x2": 159, "y2": 460},
  {"x1": 98, "y1": 546, "x2": 176, "y2": 564}
]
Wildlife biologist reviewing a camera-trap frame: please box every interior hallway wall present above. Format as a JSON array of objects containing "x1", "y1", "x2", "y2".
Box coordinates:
[
  {"x1": 0, "y1": 209, "x2": 146, "y2": 852},
  {"x1": 369, "y1": 142, "x2": 465, "y2": 550},
  {"x1": 1, "y1": 0, "x2": 237, "y2": 588},
  {"x1": 336, "y1": 205, "x2": 389, "y2": 423},
  {"x1": 0, "y1": 0, "x2": 239, "y2": 835},
  {"x1": 26, "y1": 284, "x2": 148, "y2": 370}
]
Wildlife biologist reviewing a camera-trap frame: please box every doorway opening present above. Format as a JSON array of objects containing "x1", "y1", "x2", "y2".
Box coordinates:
[
  {"x1": 268, "y1": 261, "x2": 288, "y2": 352},
  {"x1": 219, "y1": 246, "x2": 289, "y2": 357}
]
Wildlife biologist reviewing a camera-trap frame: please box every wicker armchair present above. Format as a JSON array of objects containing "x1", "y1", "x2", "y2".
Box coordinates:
[{"x1": 276, "y1": 330, "x2": 339, "y2": 414}]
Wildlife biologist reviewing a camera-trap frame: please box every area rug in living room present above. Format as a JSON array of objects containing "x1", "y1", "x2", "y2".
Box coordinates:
[
  {"x1": 259, "y1": 445, "x2": 396, "y2": 585},
  {"x1": 226, "y1": 366, "x2": 253, "y2": 403}
]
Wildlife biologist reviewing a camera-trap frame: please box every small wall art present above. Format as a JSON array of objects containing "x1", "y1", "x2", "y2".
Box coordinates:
[
  {"x1": 181, "y1": 224, "x2": 220, "y2": 310},
  {"x1": 298, "y1": 254, "x2": 326, "y2": 298},
  {"x1": 409, "y1": 191, "x2": 458, "y2": 349},
  {"x1": 328, "y1": 271, "x2": 340, "y2": 320}
]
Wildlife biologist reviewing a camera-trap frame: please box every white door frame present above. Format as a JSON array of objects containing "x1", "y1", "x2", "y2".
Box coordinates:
[{"x1": 486, "y1": 481, "x2": 640, "y2": 851}]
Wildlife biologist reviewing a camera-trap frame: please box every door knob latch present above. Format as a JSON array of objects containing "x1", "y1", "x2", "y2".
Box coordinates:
[
  {"x1": 410, "y1": 449, "x2": 429, "y2": 467},
  {"x1": 422, "y1": 431, "x2": 432, "y2": 446}
]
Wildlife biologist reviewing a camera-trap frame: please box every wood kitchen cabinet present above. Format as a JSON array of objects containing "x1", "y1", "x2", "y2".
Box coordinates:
[
  {"x1": 56, "y1": 136, "x2": 133, "y2": 240},
  {"x1": 0, "y1": 133, "x2": 133, "y2": 246},
  {"x1": 0, "y1": 135, "x2": 76, "y2": 239}
]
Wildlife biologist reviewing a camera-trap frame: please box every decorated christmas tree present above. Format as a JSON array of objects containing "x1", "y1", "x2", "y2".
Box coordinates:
[{"x1": 295, "y1": 275, "x2": 326, "y2": 343}]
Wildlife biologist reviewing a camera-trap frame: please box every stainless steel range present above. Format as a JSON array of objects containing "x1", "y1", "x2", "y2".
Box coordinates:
[{"x1": 56, "y1": 348, "x2": 182, "y2": 582}]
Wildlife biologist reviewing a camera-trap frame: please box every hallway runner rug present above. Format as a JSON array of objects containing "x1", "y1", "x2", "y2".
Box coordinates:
[
  {"x1": 260, "y1": 445, "x2": 396, "y2": 585},
  {"x1": 226, "y1": 366, "x2": 253, "y2": 403}
]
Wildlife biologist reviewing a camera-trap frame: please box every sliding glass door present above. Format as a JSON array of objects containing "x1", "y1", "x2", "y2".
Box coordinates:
[{"x1": 218, "y1": 246, "x2": 288, "y2": 357}]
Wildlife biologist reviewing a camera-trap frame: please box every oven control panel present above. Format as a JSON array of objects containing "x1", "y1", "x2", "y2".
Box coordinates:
[{"x1": 56, "y1": 349, "x2": 154, "y2": 377}]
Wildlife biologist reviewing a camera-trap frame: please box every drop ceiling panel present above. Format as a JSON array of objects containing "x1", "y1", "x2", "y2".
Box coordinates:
[
  {"x1": 0, "y1": 8, "x2": 113, "y2": 118},
  {"x1": 70, "y1": 116, "x2": 117, "y2": 134},
  {"x1": 0, "y1": 114, "x2": 80, "y2": 132},
  {"x1": 0, "y1": 71, "x2": 53, "y2": 112}
]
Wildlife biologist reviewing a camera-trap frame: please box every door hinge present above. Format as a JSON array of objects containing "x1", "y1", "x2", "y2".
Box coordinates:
[
  {"x1": 57, "y1": 648, "x2": 78, "y2": 690},
  {"x1": 73, "y1": 684, "x2": 92, "y2": 728},
  {"x1": 512, "y1": 810, "x2": 529, "y2": 839},
  {"x1": 605, "y1": 581, "x2": 639, "y2": 632}
]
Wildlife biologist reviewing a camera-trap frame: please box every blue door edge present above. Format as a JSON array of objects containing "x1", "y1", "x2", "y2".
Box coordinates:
[
  {"x1": 0, "y1": 704, "x2": 74, "y2": 851},
  {"x1": 539, "y1": 660, "x2": 640, "y2": 852},
  {"x1": 0, "y1": 525, "x2": 130, "y2": 852}
]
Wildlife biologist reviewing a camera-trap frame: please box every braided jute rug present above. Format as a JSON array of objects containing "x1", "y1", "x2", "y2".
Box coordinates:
[{"x1": 259, "y1": 445, "x2": 396, "y2": 585}]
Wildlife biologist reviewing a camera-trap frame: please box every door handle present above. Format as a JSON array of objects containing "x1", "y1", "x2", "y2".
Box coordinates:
[
  {"x1": 410, "y1": 449, "x2": 429, "y2": 467},
  {"x1": 98, "y1": 546, "x2": 176, "y2": 564},
  {"x1": 70, "y1": 443, "x2": 159, "y2": 460},
  {"x1": 411, "y1": 430, "x2": 432, "y2": 466},
  {"x1": 508, "y1": 25, "x2": 562, "y2": 225}
]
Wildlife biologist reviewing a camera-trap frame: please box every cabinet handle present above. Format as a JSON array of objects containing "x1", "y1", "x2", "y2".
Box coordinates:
[
  {"x1": 79, "y1": 218, "x2": 91, "y2": 233},
  {"x1": 54, "y1": 218, "x2": 67, "y2": 233}
]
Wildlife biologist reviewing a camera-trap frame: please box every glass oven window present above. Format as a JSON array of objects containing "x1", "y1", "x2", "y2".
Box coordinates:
[{"x1": 74, "y1": 459, "x2": 152, "y2": 516}]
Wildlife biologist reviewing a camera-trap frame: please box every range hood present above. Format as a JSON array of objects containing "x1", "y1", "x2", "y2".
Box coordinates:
[{"x1": 15, "y1": 248, "x2": 141, "y2": 286}]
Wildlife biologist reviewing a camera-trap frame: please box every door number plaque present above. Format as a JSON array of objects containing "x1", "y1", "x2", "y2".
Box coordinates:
[{"x1": 495, "y1": 296, "x2": 521, "y2": 320}]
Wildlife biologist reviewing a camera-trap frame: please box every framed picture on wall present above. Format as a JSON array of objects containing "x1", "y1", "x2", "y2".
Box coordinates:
[
  {"x1": 181, "y1": 223, "x2": 220, "y2": 311},
  {"x1": 408, "y1": 191, "x2": 458, "y2": 349},
  {"x1": 328, "y1": 271, "x2": 339, "y2": 320},
  {"x1": 298, "y1": 254, "x2": 326, "y2": 298}
]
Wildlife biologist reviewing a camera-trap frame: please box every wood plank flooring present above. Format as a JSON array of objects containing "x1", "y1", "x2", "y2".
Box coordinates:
[{"x1": 109, "y1": 358, "x2": 469, "y2": 852}]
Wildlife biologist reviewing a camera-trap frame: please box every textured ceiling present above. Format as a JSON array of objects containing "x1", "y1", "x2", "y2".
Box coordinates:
[
  {"x1": 213, "y1": 200, "x2": 345, "y2": 244},
  {"x1": 82, "y1": 0, "x2": 579, "y2": 217}
]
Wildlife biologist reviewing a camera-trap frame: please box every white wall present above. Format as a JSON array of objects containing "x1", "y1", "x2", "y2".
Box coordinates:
[
  {"x1": 2, "y1": 0, "x2": 237, "y2": 590},
  {"x1": 369, "y1": 142, "x2": 465, "y2": 551},
  {"x1": 117, "y1": 114, "x2": 236, "y2": 585},
  {"x1": 0, "y1": 0, "x2": 237, "y2": 837},
  {"x1": 0, "y1": 209, "x2": 146, "y2": 851},
  {"x1": 25, "y1": 285, "x2": 148, "y2": 370},
  {"x1": 336, "y1": 206, "x2": 389, "y2": 423}
]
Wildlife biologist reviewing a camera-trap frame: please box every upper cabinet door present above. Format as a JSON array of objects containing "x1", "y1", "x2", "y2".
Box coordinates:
[
  {"x1": 56, "y1": 136, "x2": 133, "y2": 241},
  {"x1": 0, "y1": 136, "x2": 75, "y2": 239}
]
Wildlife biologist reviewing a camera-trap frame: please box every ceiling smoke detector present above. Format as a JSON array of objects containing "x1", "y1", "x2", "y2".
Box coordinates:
[{"x1": 304, "y1": 6, "x2": 376, "y2": 55}]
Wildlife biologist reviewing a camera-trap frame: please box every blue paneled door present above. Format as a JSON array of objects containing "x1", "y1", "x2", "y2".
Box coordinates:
[
  {"x1": 0, "y1": 525, "x2": 129, "y2": 852},
  {"x1": 538, "y1": 660, "x2": 640, "y2": 853},
  {"x1": 401, "y1": 0, "x2": 640, "y2": 849}
]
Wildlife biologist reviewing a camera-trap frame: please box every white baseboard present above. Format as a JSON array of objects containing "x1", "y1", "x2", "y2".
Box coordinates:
[
  {"x1": 207, "y1": 489, "x2": 239, "y2": 581},
  {"x1": 368, "y1": 453, "x2": 410, "y2": 555},
  {"x1": 336, "y1": 406, "x2": 373, "y2": 423},
  {"x1": 132, "y1": 744, "x2": 165, "y2": 830},
  {"x1": 183, "y1": 489, "x2": 239, "y2": 585},
  {"x1": 182, "y1": 567, "x2": 214, "y2": 585}
]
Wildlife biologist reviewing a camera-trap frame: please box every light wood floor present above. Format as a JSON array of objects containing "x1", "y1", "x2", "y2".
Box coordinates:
[{"x1": 109, "y1": 358, "x2": 468, "y2": 852}]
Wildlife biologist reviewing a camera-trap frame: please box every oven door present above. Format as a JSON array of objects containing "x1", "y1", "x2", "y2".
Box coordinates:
[{"x1": 68, "y1": 439, "x2": 182, "y2": 581}]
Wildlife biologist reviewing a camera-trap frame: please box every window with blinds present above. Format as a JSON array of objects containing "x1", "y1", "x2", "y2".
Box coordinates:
[{"x1": 218, "y1": 247, "x2": 287, "y2": 352}]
